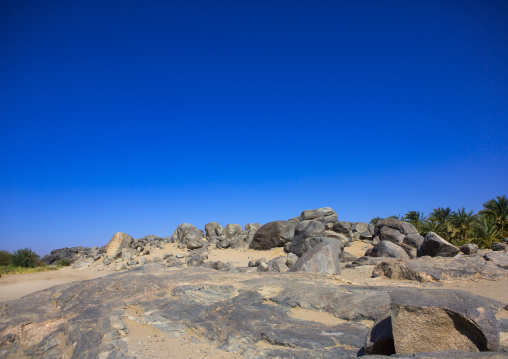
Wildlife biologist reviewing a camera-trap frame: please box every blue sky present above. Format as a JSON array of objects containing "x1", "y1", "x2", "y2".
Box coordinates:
[{"x1": 1, "y1": 0, "x2": 507, "y2": 255}]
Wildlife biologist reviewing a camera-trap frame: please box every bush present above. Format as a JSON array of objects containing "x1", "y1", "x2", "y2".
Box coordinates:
[
  {"x1": 58, "y1": 258, "x2": 72, "y2": 266},
  {"x1": 12, "y1": 248, "x2": 40, "y2": 268},
  {"x1": 0, "y1": 250, "x2": 14, "y2": 266}
]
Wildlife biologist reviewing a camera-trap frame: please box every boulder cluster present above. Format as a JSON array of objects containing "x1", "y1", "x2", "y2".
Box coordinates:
[{"x1": 30, "y1": 206, "x2": 508, "y2": 358}]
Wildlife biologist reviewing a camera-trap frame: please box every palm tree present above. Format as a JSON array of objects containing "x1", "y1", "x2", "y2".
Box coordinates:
[
  {"x1": 420, "y1": 220, "x2": 442, "y2": 238},
  {"x1": 481, "y1": 195, "x2": 508, "y2": 237},
  {"x1": 370, "y1": 216, "x2": 383, "y2": 225},
  {"x1": 388, "y1": 215, "x2": 403, "y2": 220},
  {"x1": 428, "y1": 207, "x2": 452, "y2": 240},
  {"x1": 473, "y1": 215, "x2": 500, "y2": 249},
  {"x1": 428, "y1": 207, "x2": 452, "y2": 226},
  {"x1": 404, "y1": 211, "x2": 427, "y2": 231},
  {"x1": 449, "y1": 207, "x2": 477, "y2": 245}
]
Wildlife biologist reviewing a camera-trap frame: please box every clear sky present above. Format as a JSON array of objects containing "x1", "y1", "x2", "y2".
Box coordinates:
[{"x1": 1, "y1": 0, "x2": 507, "y2": 255}]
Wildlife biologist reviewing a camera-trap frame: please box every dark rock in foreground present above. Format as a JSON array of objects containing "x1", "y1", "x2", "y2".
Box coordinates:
[
  {"x1": 1, "y1": 264, "x2": 507, "y2": 358},
  {"x1": 249, "y1": 220, "x2": 297, "y2": 250}
]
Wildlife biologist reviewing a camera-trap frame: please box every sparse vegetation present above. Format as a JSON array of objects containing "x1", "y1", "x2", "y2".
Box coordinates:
[
  {"x1": 370, "y1": 195, "x2": 508, "y2": 248},
  {"x1": 58, "y1": 258, "x2": 72, "y2": 266},
  {"x1": 0, "y1": 250, "x2": 14, "y2": 266},
  {"x1": 12, "y1": 248, "x2": 41, "y2": 268}
]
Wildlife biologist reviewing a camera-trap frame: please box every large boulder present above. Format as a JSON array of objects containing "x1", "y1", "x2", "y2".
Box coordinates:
[
  {"x1": 204, "y1": 222, "x2": 225, "y2": 244},
  {"x1": 249, "y1": 220, "x2": 297, "y2": 250},
  {"x1": 419, "y1": 232, "x2": 460, "y2": 257},
  {"x1": 369, "y1": 241, "x2": 410, "y2": 259},
  {"x1": 171, "y1": 223, "x2": 203, "y2": 246},
  {"x1": 390, "y1": 288, "x2": 500, "y2": 353},
  {"x1": 245, "y1": 223, "x2": 261, "y2": 236},
  {"x1": 288, "y1": 239, "x2": 342, "y2": 274},
  {"x1": 224, "y1": 224, "x2": 244, "y2": 239},
  {"x1": 105, "y1": 232, "x2": 134, "y2": 258},
  {"x1": 492, "y1": 242, "x2": 508, "y2": 252},
  {"x1": 373, "y1": 218, "x2": 423, "y2": 250},
  {"x1": 289, "y1": 220, "x2": 326, "y2": 256},
  {"x1": 300, "y1": 207, "x2": 338, "y2": 224}
]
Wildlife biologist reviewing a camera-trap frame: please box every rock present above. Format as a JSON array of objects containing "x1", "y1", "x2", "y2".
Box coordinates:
[
  {"x1": 289, "y1": 220, "x2": 326, "y2": 256},
  {"x1": 300, "y1": 207, "x2": 338, "y2": 223},
  {"x1": 257, "y1": 262, "x2": 270, "y2": 272},
  {"x1": 145, "y1": 235, "x2": 159, "y2": 241},
  {"x1": 176, "y1": 253, "x2": 184, "y2": 258},
  {"x1": 485, "y1": 252, "x2": 508, "y2": 269},
  {"x1": 359, "y1": 231, "x2": 373, "y2": 240},
  {"x1": 224, "y1": 223, "x2": 244, "y2": 238},
  {"x1": 492, "y1": 243, "x2": 508, "y2": 252},
  {"x1": 163, "y1": 253, "x2": 173, "y2": 259},
  {"x1": 341, "y1": 251, "x2": 359, "y2": 263},
  {"x1": 245, "y1": 223, "x2": 262, "y2": 235},
  {"x1": 372, "y1": 256, "x2": 508, "y2": 282},
  {"x1": 139, "y1": 258, "x2": 147, "y2": 265},
  {"x1": 171, "y1": 223, "x2": 203, "y2": 246},
  {"x1": 2, "y1": 264, "x2": 504, "y2": 358},
  {"x1": 205, "y1": 222, "x2": 225, "y2": 244},
  {"x1": 127, "y1": 260, "x2": 138, "y2": 266},
  {"x1": 216, "y1": 239, "x2": 230, "y2": 249},
  {"x1": 105, "y1": 232, "x2": 134, "y2": 259},
  {"x1": 228, "y1": 234, "x2": 249, "y2": 251},
  {"x1": 461, "y1": 243, "x2": 479, "y2": 255},
  {"x1": 187, "y1": 255, "x2": 205, "y2": 267},
  {"x1": 288, "y1": 239, "x2": 342, "y2": 274},
  {"x1": 186, "y1": 237, "x2": 206, "y2": 250},
  {"x1": 286, "y1": 253, "x2": 299, "y2": 268},
  {"x1": 374, "y1": 218, "x2": 420, "y2": 245},
  {"x1": 249, "y1": 220, "x2": 297, "y2": 250},
  {"x1": 351, "y1": 222, "x2": 369, "y2": 234},
  {"x1": 364, "y1": 316, "x2": 395, "y2": 355},
  {"x1": 419, "y1": 232, "x2": 460, "y2": 257},
  {"x1": 332, "y1": 221, "x2": 351, "y2": 235},
  {"x1": 345, "y1": 256, "x2": 388, "y2": 268},
  {"x1": 268, "y1": 257, "x2": 289, "y2": 272},
  {"x1": 326, "y1": 231, "x2": 350, "y2": 246},
  {"x1": 390, "y1": 288, "x2": 500, "y2": 353},
  {"x1": 166, "y1": 257, "x2": 183, "y2": 267},
  {"x1": 114, "y1": 262, "x2": 127, "y2": 271},
  {"x1": 369, "y1": 241, "x2": 410, "y2": 259}
]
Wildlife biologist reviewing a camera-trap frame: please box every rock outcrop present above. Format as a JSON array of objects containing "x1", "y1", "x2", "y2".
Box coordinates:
[
  {"x1": 372, "y1": 256, "x2": 508, "y2": 282},
  {"x1": 289, "y1": 220, "x2": 326, "y2": 256},
  {"x1": 171, "y1": 223, "x2": 204, "y2": 249},
  {"x1": 105, "y1": 232, "x2": 134, "y2": 258},
  {"x1": 419, "y1": 232, "x2": 460, "y2": 257},
  {"x1": 300, "y1": 207, "x2": 338, "y2": 223},
  {"x1": 249, "y1": 220, "x2": 297, "y2": 250},
  {"x1": 369, "y1": 241, "x2": 410, "y2": 259},
  {"x1": 288, "y1": 238, "x2": 342, "y2": 274},
  {"x1": 372, "y1": 219, "x2": 424, "y2": 255}
]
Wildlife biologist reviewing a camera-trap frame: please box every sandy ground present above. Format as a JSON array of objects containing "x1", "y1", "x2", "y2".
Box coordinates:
[
  {"x1": 0, "y1": 243, "x2": 287, "y2": 303},
  {"x1": 2, "y1": 240, "x2": 507, "y2": 309}
]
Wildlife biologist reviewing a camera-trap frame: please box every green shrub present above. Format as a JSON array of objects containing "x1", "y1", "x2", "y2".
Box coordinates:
[
  {"x1": 12, "y1": 248, "x2": 40, "y2": 268},
  {"x1": 0, "y1": 250, "x2": 14, "y2": 266},
  {"x1": 58, "y1": 258, "x2": 72, "y2": 266}
]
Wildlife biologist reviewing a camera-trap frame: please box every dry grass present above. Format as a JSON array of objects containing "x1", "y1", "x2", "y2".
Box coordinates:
[{"x1": 0, "y1": 264, "x2": 60, "y2": 275}]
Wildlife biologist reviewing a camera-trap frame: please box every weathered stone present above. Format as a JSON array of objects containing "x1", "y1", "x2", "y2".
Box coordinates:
[
  {"x1": 250, "y1": 220, "x2": 297, "y2": 250},
  {"x1": 369, "y1": 241, "x2": 410, "y2": 259},
  {"x1": 332, "y1": 221, "x2": 351, "y2": 235},
  {"x1": 289, "y1": 239, "x2": 342, "y2": 274},
  {"x1": 105, "y1": 232, "x2": 134, "y2": 259},
  {"x1": 268, "y1": 257, "x2": 289, "y2": 272},
  {"x1": 2, "y1": 265, "x2": 504, "y2": 359},
  {"x1": 390, "y1": 288, "x2": 500, "y2": 353},
  {"x1": 286, "y1": 253, "x2": 299, "y2": 268},
  {"x1": 492, "y1": 243, "x2": 508, "y2": 252},
  {"x1": 461, "y1": 243, "x2": 479, "y2": 255},
  {"x1": 224, "y1": 223, "x2": 244, "y2": 238},
  {"x1": 187, "y1": 237, "x2": 206, "y2": 250},
  {"x1": 419, "y1": 232, "x2": 460, "y2": 257},
  {"x1": 360, "y1": 231, "x2": 373, "y2": 240},
  {"x1": 300, "y1": 207, "x2": 338, "y2": 223},
  {"x1": 351, "y1": 222, "x2": 369, "y2": 234},
  {"x1": 372, "y1": 256, "x2": 508, "y2": 282},
  {"x1": 127, "y1": 260, "x2": 138, "y2": 266},
  {"x1": 364, "y1": 316, "x2": 395, "y2": 355},
  {"x1": 171, "y1": 223, "x2": 203, "y2": 245},
  {"x1": 114, "y1": 262, "x2": 127, "y2": 271},
  {"x1": 245, "y1": 223, "x2": 262, "y2": 235},
  {"x1": 289, "y1": 220, "x2": 326, "y2": 256},
  {"x1": 187, "y1": 255, "x2": 205, "y2": 267},
  {"x1": 485, "y1": 251, "x2": 508, "y2": 270}
]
